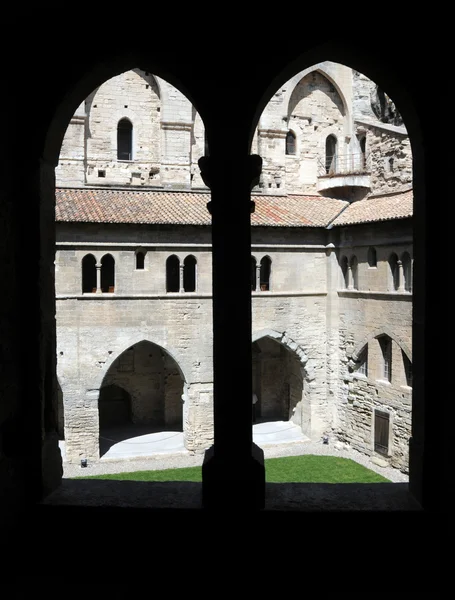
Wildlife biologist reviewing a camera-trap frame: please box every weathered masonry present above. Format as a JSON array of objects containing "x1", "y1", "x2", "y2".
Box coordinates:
[{"x1": 55, "y1": 61, "x2": 412, "y2": 473}]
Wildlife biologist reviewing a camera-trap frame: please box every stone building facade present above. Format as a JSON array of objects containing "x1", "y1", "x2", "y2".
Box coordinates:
[{"x1": 55, "y1": 61, "x2": 413, "y2": 472}]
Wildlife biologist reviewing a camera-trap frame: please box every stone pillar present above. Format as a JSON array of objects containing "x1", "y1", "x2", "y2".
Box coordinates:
[
  {"x1": 96, "y1": 263, "x2": 102, "y2": 293},
  {"x1": 200, "y1": 150, "x2": 265, "y2": 510},
  {"x1": 179, "y1": 263, "x2": 185, "y2": 293},
  {"x1": 397, "y1": 260, "x2": 405, "y2": 292},
  {"x1": 256, "y1": 264, "x2": 261, "y2": 291}
]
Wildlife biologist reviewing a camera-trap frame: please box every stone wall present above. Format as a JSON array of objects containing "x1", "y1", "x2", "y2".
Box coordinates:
[
  {"x1": 356, "y1": 122, "x2": 412, "y2": 195},
  {"x1": 332, "y1": 220, "x2": 413, "y2": 471}
]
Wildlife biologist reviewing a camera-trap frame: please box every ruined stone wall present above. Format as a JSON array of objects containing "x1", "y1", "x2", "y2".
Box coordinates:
[
  {"x1": 359, "y1": 123, "x2": 413, "y2": 195},
  {"x1": 56, "y1": 296, "x2": 213, "y2": 461},
  {"x1": 257, "y1": 70, "x2": 348, "y2": 194},
  {"x1": 252, "y1": 295, "x2": 328, "y2": 439},
  {"x1": 55, "y1": 223, "x2": 333, "y2": 460},
  {"x1": 84, "y1": 69, "x2": 162, "y2": 187},
  {"x1": 333, "y1": 221, "x2": 412, "y2": 471},
  {"x1": 286, "y1": 71, "x2": 347, "y2": 194},
  {"x1": 56, "y1": 69, "x2": 205, "y2": 190}
]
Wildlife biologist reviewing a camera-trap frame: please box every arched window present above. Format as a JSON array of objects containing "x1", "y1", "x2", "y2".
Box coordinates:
[
  {"x1": 136, "y1": 251, "x2": 145, "y2": 270},
  {"x1": 350, "y1": 255, "x2": 358, "y2": 290},
  {"x1": 357, "y1": 346, "x2": 368, "y2": 376},
  {"x1": 389, "y1": 253, "x2": 399, "y2": 291},
  {"x1": 101, "y1": 254, "x2": 115, "y2": 293},
  {"x1": 183, "y1": 255, "x2": 197, "y2": 292},
  {"x1": 325, "y1": 135, "x2": 337, "y2": 174},
  {"x1": 401, "y1": 252, "x2": 412, "y2": 292},
  {"x1": 117, "y1": 118, "x2": 133, "y2": 160},
  {"x1": 82, "y1": 254, "x2": 97, "y2": 293},
  {"x1": 251, "y1": 256, "x2": 257, "y2": 291},
  {"x1": 402, "y1": 351, "x2": 412, "y2": 387},
  {"x1": 166, "y1": 255, "x2": 180, "y2": 292},
  {"x1": 367, "y1": 247, "x2": 377, "y2": 268},
  {"x1": 378, "y1": 335, "x2": 392, "y2": 382},
  {"x1": 340, "y1": 256, "x2": 349, "y2": 289},
  {"x1": 260, "y1": 256, "x2": 271, "y2": 291},
  {"x1": 285, "y1": 130, "x2": 296, "y2": 155}
]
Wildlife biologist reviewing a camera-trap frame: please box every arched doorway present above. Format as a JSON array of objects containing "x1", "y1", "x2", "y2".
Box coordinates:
[
  {"x1": 98, "y1": 340, "x2": 184, "y2": 457},
  {"x1": 252, "y1": 336, "x2": 306, "y2": 428}
]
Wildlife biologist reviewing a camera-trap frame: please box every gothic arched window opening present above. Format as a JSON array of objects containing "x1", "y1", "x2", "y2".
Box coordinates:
[
  {"x1": 183, "y1": 255, "x2": 197, "y2": 292},
  {"x1": 101, "y1": 254, "x2": 115, "y2": 293},
  {"x1": 166, "y1": 255, "x2": 180, "y2": 292},
  {"x1": 378, "y1": 335, "x2": 392, "y2": 382},
  {"x1": 325, "y1": 135, "x2": 337, "y2": 174},
  {"x1": 82, "y1": 254, "x2": 97, "y2": 293},
  {"x1": 357, "y1": 346, "x2": 368, "y2": 376},
  {"x1": 260, "y1": 256, "x2": 271, "y2": 291},
  {"x1": 117, "y1": 118, "x2": 133, "y2": 160},
  {"x1": 285, "y1": 130, "x2": 296, "y2": 155}
]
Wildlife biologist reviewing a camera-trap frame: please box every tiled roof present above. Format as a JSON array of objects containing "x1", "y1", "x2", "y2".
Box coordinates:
[
  {"x1": 55, "y1": 187, "x2": 412, "y2": 228},
  {"x1": 55, "y1": 188, "x2": 212, "y2": 226},
  {"x1": 330, "y1": 188, "x2": 413, "y2": 226},
  {"x1": 252, "y1": 194, "x2": 348, "y2": 227}
]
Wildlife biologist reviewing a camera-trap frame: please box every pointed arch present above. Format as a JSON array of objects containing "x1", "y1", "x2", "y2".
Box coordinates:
[
  {"x1": 166, "y1": 255, "x2": 180, "y2": 292},
  {"x1": 325, "y1": 134, "x2": 338, "y2": 174},
  {"x1": 101, "y1": 253, "x2": 115, "y2": 293},
  {"x1": 285, "y1": 130, "x2": 296, "y2": 155},
  {"x1": 183, "y1": 254, "x2": 197, "y2": 292},
  {"x1": 117, "y1": 117, "x2": 133, "y2": 160},
  {"x1": 82, "y1": 253, "x2": 97, "y2": 293},
  {"x1": 350, "y1": 326, "x2": 412, "y2": 364},
  {"x1": 260, "y1": 255, "x2": 271, "y2": 291}
]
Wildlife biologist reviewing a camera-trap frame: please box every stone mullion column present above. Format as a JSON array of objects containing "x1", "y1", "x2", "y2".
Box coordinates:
[
  {"x1": 347, "y1": 265, "x2": 354, "y2": 290},
  {"x1": 397, "y1": 260, "x2": 405, "y2": 292},
  {"x1": 200, "y1": 150, "x2": 265, "y2": 510},
  {"x1": 179, "y1": 263, "x2": 185, "y2": 293},
  {"x1": 256, "y1": 264, "x2": 261, "y2": 291},
  {"x1": 96, "y1": 263, "x2": 102, "y2": 293}
]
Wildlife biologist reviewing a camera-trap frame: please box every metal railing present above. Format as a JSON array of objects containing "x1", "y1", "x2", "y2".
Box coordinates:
[{"x1": 318, "y1": 152, "x2": 370, "y2": 177}]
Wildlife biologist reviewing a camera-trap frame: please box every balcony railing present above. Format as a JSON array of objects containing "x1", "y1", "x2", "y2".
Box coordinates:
[{"x1": 318, "y1": 152, "x2": 370, "y2": 177}]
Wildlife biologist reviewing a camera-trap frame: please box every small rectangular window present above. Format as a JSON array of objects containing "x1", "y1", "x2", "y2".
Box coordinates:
[{"x1": 98, "y1": 170, "x2": 106, "y2": 178}]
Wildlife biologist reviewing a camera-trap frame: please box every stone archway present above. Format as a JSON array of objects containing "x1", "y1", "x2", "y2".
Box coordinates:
[
  {"x1": 252, "y1": 330, "x2": 312, "y2": 436},
  {"x1": 98, "y1": 340, "x2": 185, "y2": 457}
]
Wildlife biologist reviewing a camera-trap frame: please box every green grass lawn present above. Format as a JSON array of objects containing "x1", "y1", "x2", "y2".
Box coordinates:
[{"x1": 73, "y1": 454, "x2": 389, "y2": 483}]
